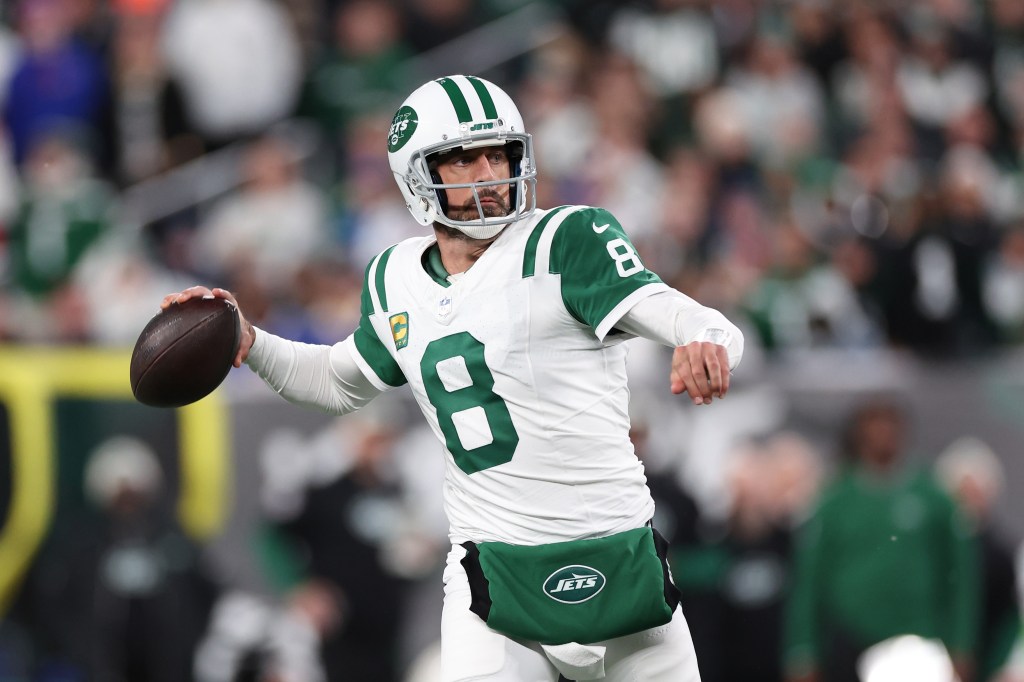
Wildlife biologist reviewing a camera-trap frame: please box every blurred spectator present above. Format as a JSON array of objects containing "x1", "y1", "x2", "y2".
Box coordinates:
[
  {"x1": 606, "y1": 0, "x2": 719, "y2": 100},
  {"x1": 897, "y1": 11, "x2": 988, "y2": 160},
  {"x1": 331, "y1": 114, "x2": 422, "y2": 269},
  {"x1": 991, "y1": 0, "x2": 1024, "y2": 130},
  {"x1": 785, "y1": 398, "x2": 979, "y2": 682},
  {"x1": 568, "y1": 53, "x2": 665, "y2": 238},
  {"x1": 298, "y1": 0, "x2": 413, "y2": 166},
  {"x1": 194, "y1": 589, "x2": 326, "y2": 682},
  {"x1": 787, "y1": 0, "x2": 846, "y2": 94},
  {"x1": 260, "y1": 401, "x2": 419, "y2": 682},
  {"x1": 831, "y1": 11, "x2": 903, "y2": 140},
  {"x1": 5, "y1": 132, "x2": 113, "y2": 295},
  {"x1": 72, "y1": 230, "x2": 193, "y2": 345},
  {"x1": 711, "y1": 0, "x2": 764, "y2": 56},
  {"x1": 870, "y1": 146, "x2": 999, "y2": 357},
  {"x1": 11, "y1": 435, "x2": 216, "y2": 681},
  {"x1": 984, "y1": 226, "x2": 1024, "y2": 343},
  {"x1": 108, "y1": 5, "x2": 197, "y2": 185},
  {"x1": 192, "y1": 133, "x2": 328, "y2": 294},
  {"x1": 518, "y1": 31, "x2": 594, "y2": 192},
  {"x1": 3, "y1": 0, "x2": 112, "y2": 170},
  {"x1": 684, "y1": 433, "x2": 822, "y2": 682},
  {"x1": 935, "y1": 145, "x2": 1001, "y2": 347},
  {"x1": 263, "y1": 254, "x2": 362, "y2": 347},
  {"x1": 160, "y1": 0, "x2": 302, "y2": 149},
  {"x1": 2, "y1": 131, "x2": 114, "y2": 342},
  {"x1": 936, "y1": 437, "x2": 1022, "y2": 682},
  {"x1": 643, "y1": 147, "x2": 715, "y2": 280},
  {"x1": 724, "y1": 28, "x2": 827, "y2": 169},
  {"x1": 743, "y1": 221, "x2": 884, "y2": 351}
]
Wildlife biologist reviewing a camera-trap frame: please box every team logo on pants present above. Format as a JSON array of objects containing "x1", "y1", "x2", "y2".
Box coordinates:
[{"x1": 543, "y1": 565, "x2": 606, "y2": 604}]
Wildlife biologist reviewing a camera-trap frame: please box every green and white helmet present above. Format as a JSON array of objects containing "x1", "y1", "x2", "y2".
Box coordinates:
[{"x1": 387, "y1": 75, "x2": 537, "y2": 240}]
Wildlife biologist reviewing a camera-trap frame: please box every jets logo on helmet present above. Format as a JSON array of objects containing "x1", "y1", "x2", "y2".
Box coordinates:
[
  {"x1": 387, "y1": 75, "x2": 537, "y2": 240},
  {"x1": 388, "y1": 106, "x2": 418, "y2": 152}
]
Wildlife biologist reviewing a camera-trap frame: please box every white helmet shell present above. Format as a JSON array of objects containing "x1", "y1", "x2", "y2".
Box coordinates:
[{"x1": 387, "y1": 75, "x2": 537, "y2": 240}]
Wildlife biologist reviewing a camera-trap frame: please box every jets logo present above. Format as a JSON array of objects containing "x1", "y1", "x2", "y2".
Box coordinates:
[
  {"x1": 542, "y1": 565, "x2": 606, "y2": 604},
  {"x1": 389, "y1": 312, "x2": 409, "y2": 350},
  {"x1": 388, "y1": 106, "x2": 418, "y2": 152}
]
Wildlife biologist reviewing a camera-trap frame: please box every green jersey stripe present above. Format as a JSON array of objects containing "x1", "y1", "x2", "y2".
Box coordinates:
[
  {"x1": 374, "y1": 245, "x2": 397, "y2": 312},
  {"x1": 467, "y1": 76, "x2": 498, "y2": 119},
  {"x1": 522, "y1": 206, "x2": 571, "y2": 278},
  {"x1": 353, "y1": 323, "x2": 407, "y2": 387},
  {"x1": 436, "y1": 77, "x2": 472, "y2": 123}
]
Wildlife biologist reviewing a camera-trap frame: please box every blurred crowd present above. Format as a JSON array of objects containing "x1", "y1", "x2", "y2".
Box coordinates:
[
  {"x1": 1, "y1": 0, "x2": 1024, "y2": 358},
  {"x1": 6, "y1": 391, "x2": 1022, "y2": 682},
  {"x1": 3, "y1": 0, "x2": 1024, "y2": 681}
]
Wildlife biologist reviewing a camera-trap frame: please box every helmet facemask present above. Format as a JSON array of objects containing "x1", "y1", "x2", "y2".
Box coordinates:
[{"x1": 405, "y1": 132, "x2": 537, "y2": 240}]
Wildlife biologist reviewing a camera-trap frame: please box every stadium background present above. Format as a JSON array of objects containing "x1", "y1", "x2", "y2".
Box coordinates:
[{"x1": 0, "y1": 0, "x2": 1023, "y2": 680}]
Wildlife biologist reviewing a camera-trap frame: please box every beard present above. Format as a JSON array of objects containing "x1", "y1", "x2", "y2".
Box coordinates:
[{"x1": 446, "y1": 189, "x2": 511, "y2": 222}]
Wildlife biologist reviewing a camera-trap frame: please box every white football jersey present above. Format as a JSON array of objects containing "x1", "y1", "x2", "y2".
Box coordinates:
[{"x1": 348, "y1": 205, "x2": 670, "y2": 545}]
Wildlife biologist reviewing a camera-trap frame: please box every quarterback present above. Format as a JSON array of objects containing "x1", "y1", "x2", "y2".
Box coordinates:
[{"x1": 166, "y1": 75, "x2": 743, "y2": 681}]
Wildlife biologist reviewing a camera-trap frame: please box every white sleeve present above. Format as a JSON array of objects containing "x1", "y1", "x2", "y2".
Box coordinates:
[
  {"x1": 615, "y1": 290, "x2": 745, "y2": 370},
  {"x1": 244, "y1": 327, "x2": 384, "y2": 415}
]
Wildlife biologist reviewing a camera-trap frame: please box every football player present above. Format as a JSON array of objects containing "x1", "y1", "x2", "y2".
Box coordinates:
[{"x1": 166, "y1": 75, "x2": 743, "y2": 681}]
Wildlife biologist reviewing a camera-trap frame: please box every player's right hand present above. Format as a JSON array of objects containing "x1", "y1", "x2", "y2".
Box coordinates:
[
  {"x1": 161, "y1": 286, "x2": 255, "y2": 368},
  {"x1": 670, "y1": 341, "x2": 731, "y2": 405}
]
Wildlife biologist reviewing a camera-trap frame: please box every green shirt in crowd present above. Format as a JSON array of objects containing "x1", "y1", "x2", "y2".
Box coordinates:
[{"x1": 785, "y1": 465, "x2": 979, "y2": 671}]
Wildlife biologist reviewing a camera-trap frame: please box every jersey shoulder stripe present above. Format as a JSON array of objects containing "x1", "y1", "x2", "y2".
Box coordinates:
[
  {"x1": 370, "y1": 244, "x2": 398, "y2": 314},
  {"x1": 522, "y1": 205, "x2": 583, "y2": 278},
  {"x1": 354, "y1": 245, "x2": 406, "y2": 388}
]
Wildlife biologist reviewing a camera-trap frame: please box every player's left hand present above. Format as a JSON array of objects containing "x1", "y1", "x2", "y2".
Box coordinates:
[{"x1": 670, "y1": 342, "x2": 730, "y2": 406}]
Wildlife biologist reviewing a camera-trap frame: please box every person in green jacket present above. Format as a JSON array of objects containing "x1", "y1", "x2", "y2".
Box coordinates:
[{"x1": 784, "y1": 398, "x2": 979, "y2": 682}]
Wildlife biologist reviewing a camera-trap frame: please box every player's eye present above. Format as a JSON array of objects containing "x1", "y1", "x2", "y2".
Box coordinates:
[{"x1": 488, "y1": 151, "x2": 507, "y2": 164}]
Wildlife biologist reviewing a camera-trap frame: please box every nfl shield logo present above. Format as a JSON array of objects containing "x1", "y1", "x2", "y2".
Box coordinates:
[{"x1": 389, "y1": 313, "x2": 409, "y2": 350}]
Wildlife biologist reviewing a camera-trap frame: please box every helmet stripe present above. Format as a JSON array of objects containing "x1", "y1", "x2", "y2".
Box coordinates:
[
  {"x1": 435, "y1": 77, "x2": 472, "y2": 123},
  {"x1": 467, "y1": 76, "x2": 498, "y2": 119}
]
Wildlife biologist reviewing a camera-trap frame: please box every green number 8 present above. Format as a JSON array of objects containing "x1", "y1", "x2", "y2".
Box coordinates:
[{"x1": 421, "y1": 332, "x2": 519, "y2": 475}]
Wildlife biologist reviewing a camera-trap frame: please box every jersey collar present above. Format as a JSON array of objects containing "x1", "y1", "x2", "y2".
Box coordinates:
[{"x1": 422, "y1": 243, "x2": 452, "y2": 288}]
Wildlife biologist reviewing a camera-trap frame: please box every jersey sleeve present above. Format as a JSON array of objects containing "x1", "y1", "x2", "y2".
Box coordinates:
[
  {"x1": 351, "y1": 253, "x2": 408, "y2": 388},
  {"x1": 549, "y1": 207, "x2": 667, "y2": 338}
]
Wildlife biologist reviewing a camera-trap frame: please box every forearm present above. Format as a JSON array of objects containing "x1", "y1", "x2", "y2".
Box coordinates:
[
  {"x1": 616, "y1": 290, "x2": 744, "y2": 370},
  {"x1": 245, "y1": 328, "x2": 382, "y2": 414}
]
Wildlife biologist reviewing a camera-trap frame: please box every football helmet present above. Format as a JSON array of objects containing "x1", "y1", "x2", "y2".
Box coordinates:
[{"x1": 387, "y1": 75, "x2": 537, "y2": 240}]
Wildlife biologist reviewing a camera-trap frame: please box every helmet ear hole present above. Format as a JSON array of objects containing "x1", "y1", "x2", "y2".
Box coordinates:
[{"x1": 430, "y1": 170, "x2": 448, "y2": 214}]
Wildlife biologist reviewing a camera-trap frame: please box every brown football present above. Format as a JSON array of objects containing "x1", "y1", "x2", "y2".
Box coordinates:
[{"x1": 130, "y1": 296, "x2": 241, "y2": 407}]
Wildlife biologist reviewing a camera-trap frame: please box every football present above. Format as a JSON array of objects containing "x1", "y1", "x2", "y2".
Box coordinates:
[{"x1": 130, "y1": 296, "x2": 241, "y2": 407}]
